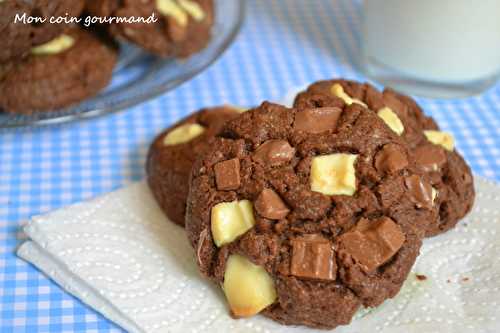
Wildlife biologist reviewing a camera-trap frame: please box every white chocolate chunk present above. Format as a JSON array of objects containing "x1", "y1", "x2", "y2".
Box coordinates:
[
  {"x1": 330, "y1": 84, "x2": 367, "y2": 107},
  {"x1": 156, "y1": 0, "x2": 188, "y2": 26},
  {"x1": 424, "y1": 130, "x2": 455, "y2": 151},
  {"x1": 310, "y1": 153, "x2": 358, "y2": 196},
  {"x1": 223, "y1": 254, "x2": 277, "y2": 318},
  {"x1": 211, "y1": 200, "x2": 255, "y2": 247},
  {"x1": 432, "y1": 187, "x2": 438, "y2": 204},
  {"x1": 31, "y1": 35, "x2": 75, "y2": 55},
  {"x1": 156, "y1": 0, "x2": 206, "y2": 25},
  {"x1": 377, "y1": 107, "x2": 404, "y2": 135},
  {"x1": 178, "y1": 0, "x2": 205, "y2": 21},
  {"x1": 163, "y1": 123, "x2": 205, "y2": 146}
]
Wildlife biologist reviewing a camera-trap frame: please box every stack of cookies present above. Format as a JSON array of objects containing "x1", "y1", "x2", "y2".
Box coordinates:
[
  {"x1": 0, "y1": 0, "x2": 214, "y2": 114},
  {"x1": 147, "y1": 79, "x2": 475, "y2": 329}
]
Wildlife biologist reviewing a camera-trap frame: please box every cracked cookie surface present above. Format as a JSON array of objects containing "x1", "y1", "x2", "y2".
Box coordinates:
[
  {"x1": 294, "y1": 79, "x2": 475, "y2": 236},
  {"x1": 185, "y1": 102, "x2": 438, "y2": 329}
]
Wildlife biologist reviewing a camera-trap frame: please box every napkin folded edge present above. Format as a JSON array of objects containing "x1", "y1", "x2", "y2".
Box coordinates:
[
  {"x1": 11, "y1": 86, "x2": 307, "y2": 333},
  {"x1": 15, "y1": 175, "x2": 500, "y2": 333},
  {"x1": 18, "y1": 235, "x2": 142, "y2": 333}
]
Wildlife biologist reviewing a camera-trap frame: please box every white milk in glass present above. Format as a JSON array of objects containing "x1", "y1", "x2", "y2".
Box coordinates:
[{"x1": 362, "y1": 0, "x2": 500, "y2": 98}]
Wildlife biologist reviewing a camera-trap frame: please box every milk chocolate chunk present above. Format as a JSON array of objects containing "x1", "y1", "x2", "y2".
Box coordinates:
[
  {"x1": 294, "y1": 79, "x2": 475, "y2": 240},
  {"x1": 404, "y1": 175, "x2": 434, "y2": 210},
  {"x1": 254, "y1": 188, "x2": 290, "y2": 220},
  {"x1": 374, "y1": 144, "x2": 408, "y2": 174},
  {"x1": 290, "y1": 234, "x2": 337, "y2": 280},
  {"x1": 414, "y1": 144, "x2": 447, "y2": 173},
  {"x1": 214, "y1": 158, "x2": 241, "y2": 190},
  {"x1": 294, "y1": 107, "x2": 342, "y2": 133},
  {"x1": 338, "y1": 217, "x2": 405, "y2": 272},
  {"x1": 252, "y1": 140, "x2": 295, "y2": 166},
  {"x1": 187, "y1": 100, "x2": 437, "y2": 328}
]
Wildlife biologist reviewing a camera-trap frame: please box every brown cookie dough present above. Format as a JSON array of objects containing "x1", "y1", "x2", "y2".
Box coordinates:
[
  {"x1": 146, "y1": 106, "x2": 243, "y2": 226},
  {"x1": 0, "y1": 27, "x2": 118, "y2": 114},
  {"x1": 185, "y1": 102, "x2": 438, "y2": 329},
  {"x1": 0, "y1": 0, "x2": 85, "y2": 62},
  {"x1": 86, "y1": 0, "x2": 214, "y2": 57},
  {"x1": 294, "y1": 79, "x2": 475, "y2": 237}
]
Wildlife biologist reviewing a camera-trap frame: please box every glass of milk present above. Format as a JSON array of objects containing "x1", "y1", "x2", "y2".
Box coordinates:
[{"x1": 362, "y1": 0, "x2": 500, "y2": 98}]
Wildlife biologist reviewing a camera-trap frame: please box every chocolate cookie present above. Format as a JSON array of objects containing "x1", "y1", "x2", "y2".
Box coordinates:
[
  {"x1": 294, "y1": 79, "x2": 475, "y2": 236},
  {"x1": 185, "y1": 102, "x2": 438, "y2": 329},
  {"x1": 0, "y1": 0, "x2": 85, "y2": 62},
  {"x1": 0, "y1": 27, "x2": 117, "y2": 114},
  {"x1": 146, "y1": 106, "x2": 243, "y2": 226},
  {"x1": 86, "y1": 0, "x2": 214, "y2": 57}
]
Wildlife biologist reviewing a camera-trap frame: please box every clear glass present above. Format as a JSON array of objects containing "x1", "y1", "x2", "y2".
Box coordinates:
[
  {"x1": 0, "y1": 0, "x2": 245, "y2": 128},
  {"x1": 361, "y1": 0, "x2": 500, "y2": 99}
]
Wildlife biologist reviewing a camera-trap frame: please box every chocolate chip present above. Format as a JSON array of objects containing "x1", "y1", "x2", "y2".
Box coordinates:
[
  {"x1": 416, "y1": 274, "x2": 427, "y2": 281},
  {"x1": 414, "y1": 144, "x2": 447, "y2": 173},
  {"x1": 252, "y1": 140, "x2": 295, "y2": 166},
  {"x1": 404, "y1": 175, "x2": 433, "y2": 209},
  {"x1": 254, "y1": 188, "x2": 290, "y2": 220},
  {"x1": 290, "y1": 234, "x2": 337, "y2": 280},
  {"x1": 338, "y1": 217, "x2": 405, "y2": 272},
  {"x1": 214, "y1": 158, "x2": 240, "y2": 190},
  {"x1": 294, "y1": 107, "x2": 342, "y2": 133},
  {"x1": 374, "y1": 144, "x2": 408, "y2": 174}
]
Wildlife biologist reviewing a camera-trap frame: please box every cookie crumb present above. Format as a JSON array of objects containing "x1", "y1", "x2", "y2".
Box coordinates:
[
  {"x1": 446, "y1": 279, "x2": 451, "y2": 283},
  {"x1": 462, "y1": 277, "x2": 469, "y2": 282},
  {"x1": 416, "y1": 274, "x2": 427, "y2": 281}
]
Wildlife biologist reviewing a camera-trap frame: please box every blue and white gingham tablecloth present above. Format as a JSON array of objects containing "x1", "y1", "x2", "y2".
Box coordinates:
[{"x1": 1, "y1": 1, "x2": 500, "y2": 331}]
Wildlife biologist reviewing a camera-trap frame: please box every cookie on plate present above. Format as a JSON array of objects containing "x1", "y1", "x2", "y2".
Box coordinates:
[
  {"x1": 0, "y1": 0, "x2": 85, "y2": 62},
  {"x1": 86, "y1": 0, "x2": 214, "y2": 57},
  {"x1": 294, "y1": 79, "x2": 475, "y2": 236},
  {"x1": 146, "y1": 106, "x2": 244, "y2": 226},
  {"x1": 0, "y1": 27, "x2": 118, "y2": 114},
  {"x1": 185, "y1": 102, "x2": 438, "y2": 329}
]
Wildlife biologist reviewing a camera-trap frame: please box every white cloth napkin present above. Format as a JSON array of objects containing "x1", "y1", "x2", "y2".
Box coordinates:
[{"x1": 17, "y1": 177, "x2": 500, "y2": 333}]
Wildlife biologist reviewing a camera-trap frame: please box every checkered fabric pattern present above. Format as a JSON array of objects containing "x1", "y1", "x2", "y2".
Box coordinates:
[{"x1": 1, "y1": 0, "x2": 500, "y2": 331}]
